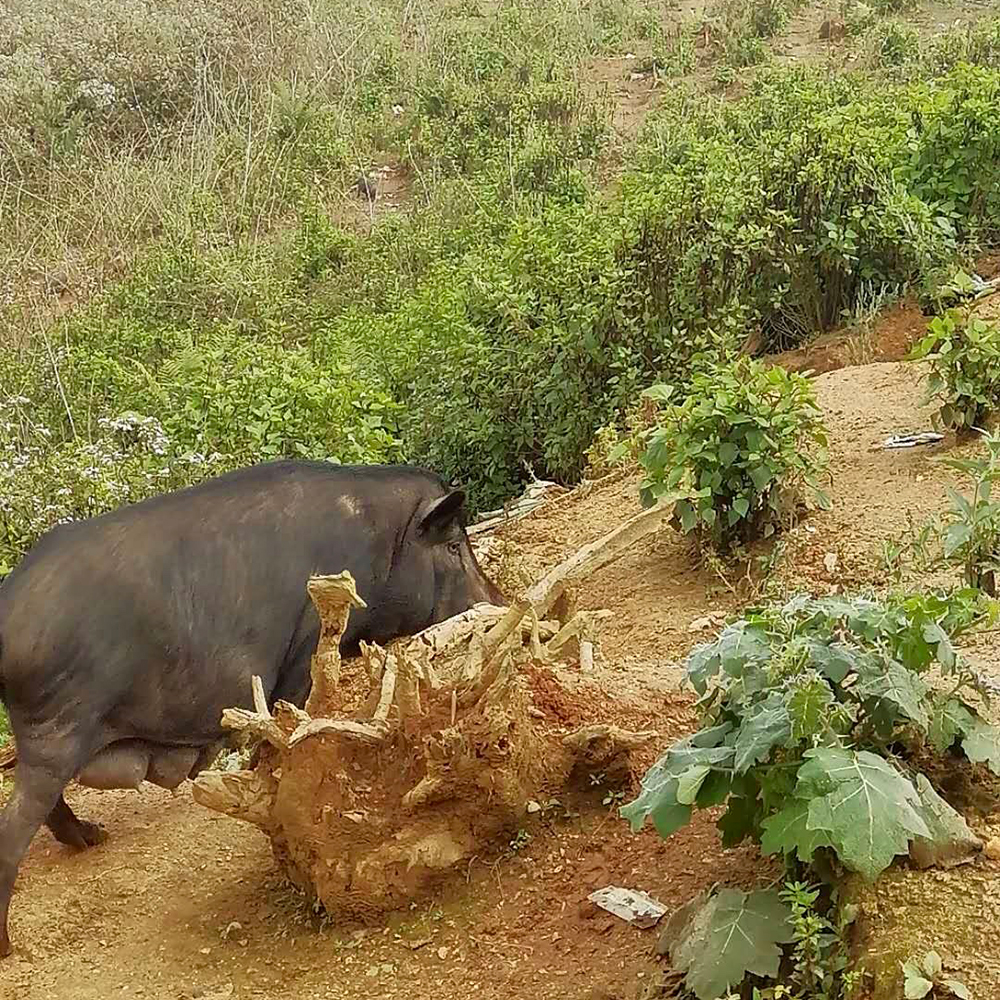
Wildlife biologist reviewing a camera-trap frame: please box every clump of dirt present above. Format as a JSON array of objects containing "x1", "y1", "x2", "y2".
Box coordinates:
[
  {"x1": 846, "y1": 833, "x2": 1000, "y2": 1000},
  {"x1": 768, "y1": 296, "x2": 930, "y2": 375}
]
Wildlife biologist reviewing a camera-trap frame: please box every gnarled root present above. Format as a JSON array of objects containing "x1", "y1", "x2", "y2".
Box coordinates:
[{"x1": 193, "y1": 496, "x2": 677, "y2": 921}]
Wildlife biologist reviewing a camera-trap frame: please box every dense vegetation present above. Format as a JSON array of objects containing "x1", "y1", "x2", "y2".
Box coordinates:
[{"x1": 3, "y1": 1, "x2": 1000, "y2": 572}]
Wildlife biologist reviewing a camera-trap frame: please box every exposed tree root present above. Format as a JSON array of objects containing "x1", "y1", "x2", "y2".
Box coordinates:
[{"x1": 192, "y1": 498, "x2": 673, "y2": 921}]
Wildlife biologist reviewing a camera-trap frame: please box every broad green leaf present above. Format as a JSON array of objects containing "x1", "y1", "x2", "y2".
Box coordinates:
[
  {"x1": 787, "y1": 672, "x2": 835, "y2": 740},
  {"x1": 804, "y1": 639, "x2": 856, "y2": 684},
  {"x1": 922, "y1": 622, "x2": 957, "y2": 670},
  {"x1": 685, "y1": 621, "x2": 770, "y2": 695},
  {"x1": 686, "y1": 642, "x2": 722, "y2": 695},
  {"x1": 642, "y1": 383, "x2": 675, "y2": 404},
  {"x1": 943, "y1": 979, "x2": 971, "y2": 999},
  {"x1": 664, "y1": 888, "x2": 794, "y2": 1000},
  {"x1": 922, "y1": 951, "x2": 943, "y2": 978},
  {"x1": 734, "y1": 696, "x2": 792, "y2": 773},
  {"x1": 717, "y1": 622, "x2": 771, "y2": 679},
  {"x1": 759, "y1": 798, "x2": 834, "y2": 863},
  {"x1": 928, "y1": 698, "x2": 977, "y2": 752},
  {"x1": 621, "y1": 736, "x2": 734, "y2": 835},
  {"x1": 908, "y1": 774, "x2": 983, "y2": 869},
  {"x1": 855, "y1": 660, "x2": 929, "y2": 729},
  {"x1": 902, "y1": 964, "x2": 933, "y2": 999},
  {"x1": 619, "y1": 771, "x2": 692, "y2": 838},
  {"x1": 749, "y1": 465, "x2": 772, "y2": 492},
  {"x1": 943, "y1": 522, "x2": 972, "y2": 558},
  {"x1": 962, "y1": 718, "x2": 1000, "y2": 774},
  {"x1": 695, "y1": 768, "x2": 733, "y2": 808},
  {"x1": 677, "y1": 764, "x2": 712, "y2": 805},
  {"x1": 796, "y1": 749, "x2": 931, "y2": 881}
]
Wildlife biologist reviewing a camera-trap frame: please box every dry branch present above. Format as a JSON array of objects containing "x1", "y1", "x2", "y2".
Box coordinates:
[
  {"x1": 305, "y1": 572, "x2": 366, "y2": 716},
  {"x1": 523, "y1": 493, "x2": 681, "y2": 620},
  {"x1": 218, "y1": 675, "x2": 290, "y2": 750},
  {"x1": 287, "y1": 718, "x2": 389, "y2": 747}
]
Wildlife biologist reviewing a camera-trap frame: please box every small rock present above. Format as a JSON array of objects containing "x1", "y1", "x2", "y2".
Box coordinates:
[
  {"x1": 437, "y1": 946, "x2": 450, "y2": 960},
  {"x1": 588, "y1": 886, "x2": 668, "y2": 929},
  {"x1": 198, "y1": 987, "x2": 234, "y2": 1000},
  {"x1": 199, "y1": 947, "x2": 212, "y2": 955},
  {"x1": 526, "y1": 799, "x2": 542, "y2": 814},
  {"x1": 578, "y1": 900, "x2": 599, "y2": 920},
  {"x1": 985, "y1": 837, "x2": 1000, "y2": 860},
  {"x1": 823, "y1": 552, "x2": 838, "y2": 575},
  {"x1": 221, "y1": 921, "x2": 242, "y2": 941},
  {"x1": 408, "y1": 937, "x2": 432, "y2": 951}
]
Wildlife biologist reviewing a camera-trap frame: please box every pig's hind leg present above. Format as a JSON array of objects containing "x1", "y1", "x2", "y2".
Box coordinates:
[{"x1": 45, "y1": 794, "x2": 107, "y2": 848}]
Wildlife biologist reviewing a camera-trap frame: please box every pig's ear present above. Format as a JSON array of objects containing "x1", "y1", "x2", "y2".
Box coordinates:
[{"x1": 418, "y1": 490, "x2": 467, "y2": 539}]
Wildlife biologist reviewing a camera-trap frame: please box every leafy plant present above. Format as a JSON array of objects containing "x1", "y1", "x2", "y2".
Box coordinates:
[
  {"x1": 779, "y1": 881, "x2": 860, "y2": 999},
  {"x1": 661, "y1": 886, "x2": 795, "y2": 1000},
  {"x1": 909, "y1": 309, "x2": 1000, "y2": 431},
  {"x1": 934, "y1": 428, "x2": 1000, "y2": 594},
  {"x1": 864, "y1": 19, "x2": 920, "y2": 70},
  {"x1": 901, "y1": 951, "x2": 971, "y2": 1000},
  {"x1": 638, "y1": 359, "x2": 831, "y2": 550},
  {"x1": 621, "y1": 591, "x2": 1000, "y2": 883},
  {"x1": 665, "y1": 880, "x2": 860, "y2": 1000}
]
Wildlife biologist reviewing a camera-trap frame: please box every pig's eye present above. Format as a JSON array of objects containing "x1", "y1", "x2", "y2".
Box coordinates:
[{"x1": 447, "y1": 540, "x2": 462, "y2": 556}]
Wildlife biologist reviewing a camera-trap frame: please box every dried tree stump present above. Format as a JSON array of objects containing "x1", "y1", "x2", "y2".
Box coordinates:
[{"x1": 192, "y1": 497, "x2": 676, "y2": 922}]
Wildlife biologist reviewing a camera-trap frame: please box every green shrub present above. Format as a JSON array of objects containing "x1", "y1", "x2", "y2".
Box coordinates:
[
  {"x1": 637, "y1": 359, "x2": 831, "y2": 550},
  {"x1": 623, "y1": 69, "x2": 958, "y2": 347},
  {"x1": 935, "y1": 429, "x2": 1000, "y2": 595},
  {"x1": 919, "y1": 18, "x2": 1000, "y2": 75},
  {"x1": 622, "y1": 590, "x2": 1000, "y2": 883},
  {"x1": 908, "y1": 308, "x2": 1000, "y2": 431},
  {"x1": 902, "y1": 65, "x2": 1000, "y2": 241},
  {"x1": 870, "y1": 0, "x2": 917, "y2": 13},
  {"x1": 864, "y1": 18, "x2": 920, "y2": 69}
]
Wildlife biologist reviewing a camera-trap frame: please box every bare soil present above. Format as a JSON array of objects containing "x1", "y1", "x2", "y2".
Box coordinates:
[{"x1": 6, "y1": 297, "x2": 1000, "y2": 998}]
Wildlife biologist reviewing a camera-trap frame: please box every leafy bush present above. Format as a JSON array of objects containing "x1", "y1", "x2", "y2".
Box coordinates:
[
  {"x1": 908, "y1": 308, "x2": 1000, "y2": 431},
  {"x1": 902, "y1": 65, "x2": 1000, "y2": 242},
  {"x1": 637, "y1": 359, "x2": 830, "y2": 549},
  {"x1": 864, "y1": 19, "x2": 920, "y2": 69},
  {"x1": 934, "y1": 429, "x2": 1000, "y2": 595},
  {"x1": 623, "y1": 69, "x2": 964, "y2": 348},
  {"x1": 870, "y1": 0, "x2": 917, "y2": 12},
  {"x1": 622, "y1": 591, "x2": 1000, "y2": 884}
]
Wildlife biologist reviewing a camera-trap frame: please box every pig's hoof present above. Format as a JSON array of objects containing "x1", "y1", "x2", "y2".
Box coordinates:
[
  {"x1": 54, "y1": 819, "x2": 108, "y2": 849},
  {"x1": 78, "y1": 821, "x2": 108, "y2": 848}
]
